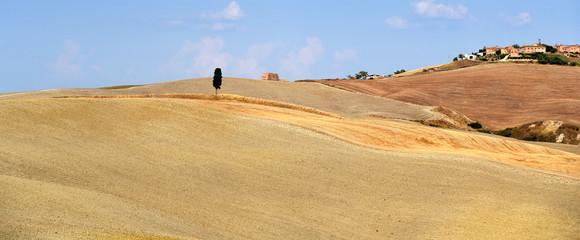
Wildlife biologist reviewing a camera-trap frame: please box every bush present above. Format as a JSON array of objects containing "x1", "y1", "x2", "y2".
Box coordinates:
[
  {"x1": 494, "y1": 128, "x2": 513, "y2": 137},
  {"x1": 523, "y1": 136, "x2": 537, "y2": 141},
  {"x1": 546, "y1": 45, "x2": 557, "y2": 53},
  {"x1": 355, "y1": 71, "x2": 369, "y2": 79},
  {"x1": 538, "y1": 57, "x2": 549, "y2": 64},
  {"x1": 537, "y1": 53, "x2": 569, "y2": 65},
  {"x1": 394, "y1": 69, "x2": 406, "y2": 74},
  {"x1": 468, "y1": 122, "x2": 482, "y2": 129}
]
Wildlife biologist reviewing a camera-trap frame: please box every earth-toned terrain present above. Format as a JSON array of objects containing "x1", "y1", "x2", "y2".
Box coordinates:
[
  {"x1": 0, "y1": 77, "x2": 437, "y2": 121},
  {"x1": 320, "y1": 63, "x2": 580, "y2": 130},
  {"x1": 1, "y1": 73, "x2": 579, "y2": 239}
]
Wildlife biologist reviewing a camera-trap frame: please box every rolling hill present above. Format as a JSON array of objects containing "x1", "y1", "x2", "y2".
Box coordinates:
[
  {"x1": 1, "y1": 97, "x2": 579, "y2": 239},
  {"x1": 320, "y1": 63, "x2": 580, "y2": 130},
  {"x1": 0, "y1": 77, "x2": 437, "y2": 121}
]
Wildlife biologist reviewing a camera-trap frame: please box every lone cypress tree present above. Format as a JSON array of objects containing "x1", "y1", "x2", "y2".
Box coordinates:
[{"x1": 213, "y1": 68, "x2": 222, "y2": 94}]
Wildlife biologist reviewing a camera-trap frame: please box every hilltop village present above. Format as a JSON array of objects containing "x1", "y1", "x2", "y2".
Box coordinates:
[
  {"x1": 283, "y1": 42, "x2": 580, "y2": 81},
  {"x1": 458, "y1": 43, "x2": 580, "y2": 64}
]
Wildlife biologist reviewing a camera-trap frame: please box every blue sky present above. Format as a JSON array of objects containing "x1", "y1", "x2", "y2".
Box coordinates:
[{"x1": 1, "y1": 0, "x2": 579, "y2": 93}]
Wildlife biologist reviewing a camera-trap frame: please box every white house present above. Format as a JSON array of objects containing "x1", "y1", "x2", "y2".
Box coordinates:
[
  {"x1": 365, "y1": 74, "x2": 383, "y2": 80},
  {"x1": 461, "y1": 54, "x2": 477, "y2": 60}
]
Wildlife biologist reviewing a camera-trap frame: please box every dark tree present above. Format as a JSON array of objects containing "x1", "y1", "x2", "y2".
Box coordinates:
[
  {"x1": 394, "y1": 69, "x2": 406, "y2": 74},
  {"x1": 355, "y1": 71, "x2": 369, "y2": 79},
  {"x1": 213, "y1": 68, "x2": 222, "y2": 94},
  {"x1": 545, "y1": 45, "x2": 557, "y2": 53},
  {"x1": 478, "y1": 46, "x2": 486, "y2": 55},
  {"x1": 468, "y1": 122, "x2": 483, "y2": 129}
]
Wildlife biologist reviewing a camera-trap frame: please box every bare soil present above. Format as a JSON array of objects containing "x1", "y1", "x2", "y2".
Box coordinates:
[{"x1": 320, "y1": 63, "x2": 580, "y2": 130}]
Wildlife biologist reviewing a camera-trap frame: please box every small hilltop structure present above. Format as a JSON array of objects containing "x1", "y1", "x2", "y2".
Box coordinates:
[{"x1": 261, "y1": 72, "x2": 288, "y2": 82}]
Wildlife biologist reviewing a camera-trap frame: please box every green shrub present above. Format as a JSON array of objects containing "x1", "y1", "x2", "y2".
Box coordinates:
[
  {"x1": 537, "y1": 54, "x2": 570, "y2": 65},
  {"x1": 468, "y1": 122, "x2": 482, "y2": 129},
  {"x1": 394, "y1": 69, "x2": 406, "y2": 74},
  {"x1": 523, "y1": 136, "x2": 537, "y2": 141},
  {"x1": 494, "y1": 128, "x2": 513, "y2": 137}
]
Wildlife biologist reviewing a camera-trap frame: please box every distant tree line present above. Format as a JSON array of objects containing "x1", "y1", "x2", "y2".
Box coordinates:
[
  {"x1": 393, "y1": 69, "x2": 406, "y2": 74},
  {"x1": 345, "y1": 69, "x2": 406, "y2": 79},
  {"x1": 346, "y1": 71, "x2": 369, "y2": 79}
]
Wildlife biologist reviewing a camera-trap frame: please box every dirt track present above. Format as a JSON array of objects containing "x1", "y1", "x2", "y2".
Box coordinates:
[
  {"x1": 321, "y1": 63, "x2": 580, "y2": 130},
  {"x1": 1, "y1": 98, "x2": 579, "y2": 239}
]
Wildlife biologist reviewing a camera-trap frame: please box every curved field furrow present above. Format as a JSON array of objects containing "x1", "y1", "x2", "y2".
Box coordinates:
[
  {"x1": 196, "y1": 100, "x2": 579, "y2": 178},
  {"x1": 320, "y1": 63, "x2": 580, "y2": 130}
]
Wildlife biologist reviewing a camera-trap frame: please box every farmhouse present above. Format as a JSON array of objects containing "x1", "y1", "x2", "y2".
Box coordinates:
[
  {"x1": 555, "y1": 44, "x2": 580, "y2": 53},
  {"x1": 365, "y1": 74, "x2": 384, "y2": 80},
  {"x1": 520, "y1": 44, "x2": 546, "y2": 54},
  {"x1": 505, "y1": 46, "x2": 521, "y2": 57},
  {"x1": 485, "y1": 47, "x2": 507, "y2": 55},
  {"x1": 462, "y1": 54, "x2": 477, "y2": 60}
]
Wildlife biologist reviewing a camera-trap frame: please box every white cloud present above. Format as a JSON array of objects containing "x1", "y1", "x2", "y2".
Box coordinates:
[
  {"x1": 51, "y1": 40, "x2": 102, "y2": 78},
  {"x1": 413, "y1": 0, "x2": 469, "y2": 19},
  {"x1": 165, "y1": 38, "x2": 284, "y2": 79},
  {"x1": 201, "y1": 1, "x2": 244, "y2": 20},
  {"x1": 235, "y1": 58, "x2": 262, "y2": 79},
  {"x1": 386, "y1": 16, "x2": 410, "y2": 29},
  {"x1": 221, "y1": 1, "x2": 244, "y2": 20},
  {"x1": 504, "y1": 12, "x2": 532, "y2": 26},
  {"x1": 168, "y1": 1, "x2": 244, "y2": 31},
  {"x1": 334, "y1": 49, "x2": 359, "y2": 62},
  {"x1": 165, "y1": 37, "x2": 231, "y2": 77},
  {"x1": 281, "y1": 37, "x2": 323, "y2": 79},
  {"x1": 235, "y1": 42, "x2": 282, "y2": 78},
  {"x1": 52, "y1": 40, "x2": 83, "y2": 77}
]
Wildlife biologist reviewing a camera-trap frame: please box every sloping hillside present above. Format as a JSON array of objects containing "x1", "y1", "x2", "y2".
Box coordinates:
[
  {"x1": 194, "y1": 97, "x2": 579, "y2": 177},
  {"x1": 393, "y1": 60, "x2": 485, "y2": 77},
  {"x1": 1, "y1": 97, "x2": 578, "y2": 239},
  {"x1": 320, "y1": 63, "x2": 580, "y2": 130},
  {"x1": 0, "y1": 77, "x2": 437, "y2": 121}
]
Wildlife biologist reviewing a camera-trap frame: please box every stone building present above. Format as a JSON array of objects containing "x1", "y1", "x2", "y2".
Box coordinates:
[
  {"x1": 520, "y1": 44, "x2": 546, "y2": 54},
  {"x1": 555, "y1": 44, "x2": 580, "y2": 53},
  {"x1": 485, "y1": 47, "x2": 508, "y2": 55},
  {"x1": 261, "y1": 73, "x2": 288, "y2": 82}
]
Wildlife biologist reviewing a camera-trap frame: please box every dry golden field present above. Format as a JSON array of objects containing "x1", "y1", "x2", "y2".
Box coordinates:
[
  {"x1": 1, "y1": 96, "x2": 579, "y2": 239},
  {"x1": 0, "y1": 77, "x2": 437, "y2": 121}
]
